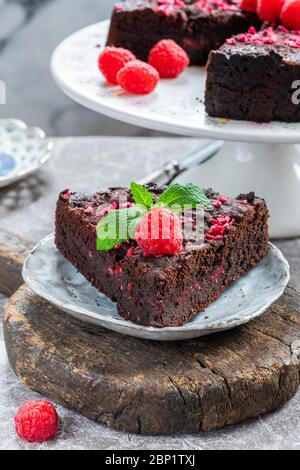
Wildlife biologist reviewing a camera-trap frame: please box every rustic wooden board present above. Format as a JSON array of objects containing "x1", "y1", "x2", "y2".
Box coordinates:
[
  {"x1": 0, "y1": 229, "x2": 33, "y2": 296},
  {"x1": 1, "y1": 228, "x2": 300, "y2": 435},
  {"x1": 3, "y1": 283, "x2": 300, "y2": 435}
]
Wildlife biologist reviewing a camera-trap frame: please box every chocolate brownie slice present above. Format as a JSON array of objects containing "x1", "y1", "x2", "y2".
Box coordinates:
[
  {"x1": 55, "y1": 185, "x2": 269, "y2": 328},
  {"x1": 205, "y1": 26, "x2": 300, "y2": 122},
  {"x1": 106, "y1": 1, "x2": 261, "y2": 66}
]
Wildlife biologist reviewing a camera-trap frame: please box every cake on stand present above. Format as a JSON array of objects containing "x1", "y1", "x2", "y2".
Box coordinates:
[{"x1": 51, "y1": 20, "x2": 300, "y2": 238}]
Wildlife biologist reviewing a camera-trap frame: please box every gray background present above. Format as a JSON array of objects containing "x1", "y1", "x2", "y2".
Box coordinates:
[{"x1": 0, "y1": 0, "x2": 157, "y2": 136}]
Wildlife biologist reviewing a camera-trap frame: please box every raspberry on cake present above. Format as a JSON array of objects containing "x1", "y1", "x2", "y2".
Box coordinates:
[
  {"x1": 281, "y1": 0, "x2": 300, "y2": 30},
  {"x1": 55, "y1": 183, "x2": 269, "y2": 328},
  {"x1": 256, "y1": 0, "x2": 284, "y2": 21},
  {"x1": 205, "y1": 26, "x2": 300, "y2": 122},
  {"x1": 135, "y1": 207, "x2": 184, "y2": 256},
  {"x1": 106, "y1": 1, "x2": 262, "y2": 66},
  {"x1": 240, "y1": 0, "x2": 257, "y2": 12}
]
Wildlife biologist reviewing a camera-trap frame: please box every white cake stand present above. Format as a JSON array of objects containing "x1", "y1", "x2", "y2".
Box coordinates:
[{"x1": 51, "y1": 20, "x2": 300, "y2": 238}]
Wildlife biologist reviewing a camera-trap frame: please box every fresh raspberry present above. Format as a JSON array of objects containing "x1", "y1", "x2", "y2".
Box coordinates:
[
  {"x1": 148, "y1": 39, "x2": 190, "y2": 78},
  {"x1": 98, "y1": 47, "x2": 136, "y2": 85},
  {"x1": 257, "y1": 0, "x2": 285, "y2": 21},
  {"x1": 15, "y1": 400, "x2": 59, "y2": 443},
  {"x1": 281, "y1": 0, "x2": 300, "y2": 29},
  {"x1": 117, "y1": 60, "x2": 159, "y2": 95},
  {"x1": 135, "y1": 208, "x2": 183, "y2": 257},
  {"x1": 240, "y1": 0, "x2": 257, "y2": 12}
]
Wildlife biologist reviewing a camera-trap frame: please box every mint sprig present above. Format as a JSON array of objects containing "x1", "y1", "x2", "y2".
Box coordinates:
[
  {"x1": 156, "y1": 183, "x2": 209, "y2": 211},
  {"x1": 96, "y1": 182, "x2": 210, "y2": 251},
  {"x1": 130, "y1": 182, "x2": 154, "y2": 209},
  {"x1": 96, "y1": 205, "x2": 147, "y2": 251}
]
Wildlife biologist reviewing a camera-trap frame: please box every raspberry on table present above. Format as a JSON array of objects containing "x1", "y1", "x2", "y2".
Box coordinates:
[
  {"x1": 148, "y1": 39, "x2": 190, "y2": 79},
  {"x1": 281, "y1": 0, "x2": 300, "y2": 29},
  {"x1": 117, "y1": 60, "x2": 159, "y2": 95},
  {"x1": 98, "y1": 46, "x2": 136, "y2": 85},
  {"x1": 257, "y1": 0, "x2": 285, "y2": 21},
  {"x1": 240, "y1": 0, "x2": 257, "y2": 12},
  {"x1": 14, "y1": 400, "x2": 59, "y2": 443},
  {"x1": 135, "y1": 208, "x2": 183, "y2": 257}
]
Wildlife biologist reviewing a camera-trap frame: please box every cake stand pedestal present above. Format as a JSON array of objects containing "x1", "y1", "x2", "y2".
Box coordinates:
[
  {"x1": 176, "y1": 142, "x2": 300, "y2": 239},
  {"x1": 51, "y1": 20, "x2": 300, "y2": 239}
]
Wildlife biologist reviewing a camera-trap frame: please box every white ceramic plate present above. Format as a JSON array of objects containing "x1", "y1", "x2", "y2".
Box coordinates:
[
  {"x1": 51, "y1": 20, "x2": 300, "y2": 144},
  {"x1": 22, "y1": 234, "x2": 290, "y2": 341},
  {"x1": 0, "y1": 119, "x2": 54, "y2": 188}
]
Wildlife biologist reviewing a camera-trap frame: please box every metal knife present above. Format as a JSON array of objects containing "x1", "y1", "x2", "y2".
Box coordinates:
[{"x1": 139, "y1": 140, "x2": 223, "y2": 186}]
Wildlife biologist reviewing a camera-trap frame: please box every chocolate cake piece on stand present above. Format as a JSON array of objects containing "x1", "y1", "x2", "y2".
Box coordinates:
[
  {"x1": 107, "y1": 0, "x2": 261, "y2": 65},
  {"x1": 205, "y1": 26, "x2": 300, "y2": 122}
]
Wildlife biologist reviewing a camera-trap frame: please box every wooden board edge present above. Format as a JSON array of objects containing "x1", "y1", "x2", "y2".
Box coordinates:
[
  {"x1": 3, "y1": 283, "x2": 300, "y2": 435},
  {"x1": 0, "y1": 229, "x2": 33, "y2": 296}
]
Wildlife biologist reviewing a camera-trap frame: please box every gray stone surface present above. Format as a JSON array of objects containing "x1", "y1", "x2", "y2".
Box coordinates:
[
  {"x1": 0, "y1": 0, "x2": 159, "y2": 137},
  {"x1": 1, "y1": 136, "x2": 300, "y2": 450},
  {"x1": 0, "y1": 137, "x2": 203, "y2": 242}
]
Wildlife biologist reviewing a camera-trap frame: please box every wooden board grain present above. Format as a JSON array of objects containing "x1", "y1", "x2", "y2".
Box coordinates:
[
  {"x1": 1, "y1": 228, "x2": 300, "y2": 435},
  {"x1": 3, "y1": 284, "x2": 300, "y2": 435},
  {"x1": 0, "y1": 229, "x2": 33, "y2": 296}
]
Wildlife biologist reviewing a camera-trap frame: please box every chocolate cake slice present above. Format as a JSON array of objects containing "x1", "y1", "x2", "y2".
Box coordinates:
[
  {"x1": 205, "y1": 26, "x2": 300, "y2": 122},
  {"x1": 106, "y1": 1, "x2": 261, "y2": 66},
  {"x1": 55, "y1": 185, "x2": 269, "y2": 328}
]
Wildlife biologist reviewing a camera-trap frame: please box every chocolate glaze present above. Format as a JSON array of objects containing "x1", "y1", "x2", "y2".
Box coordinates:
[
  {"x1": 205, "y1": 27, "x2": 300, "y2": 122},
  {"x1": 106, "y1": 1, "x2": 261, "y2": 65}
]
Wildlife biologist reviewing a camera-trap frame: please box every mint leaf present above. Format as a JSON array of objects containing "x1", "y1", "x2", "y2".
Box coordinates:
[
  {"x1": 96, "y1": 183, "x2": 210, "y2": 251},
  {"x1": 156, "y1": 183, "x2": 210, "y2": 211},
  {"x1": 96, "y1": 209, "x2": 128, "y2": 251},
  {"x1": 130, "y1": 182, "x2": 154, "y2": 209},
  {"x1": 96, "y1": 205, "x2": 147, "y2": 251},
  {"x1": 128, "y1": 215, "x2": 144, "y2": 239}
]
